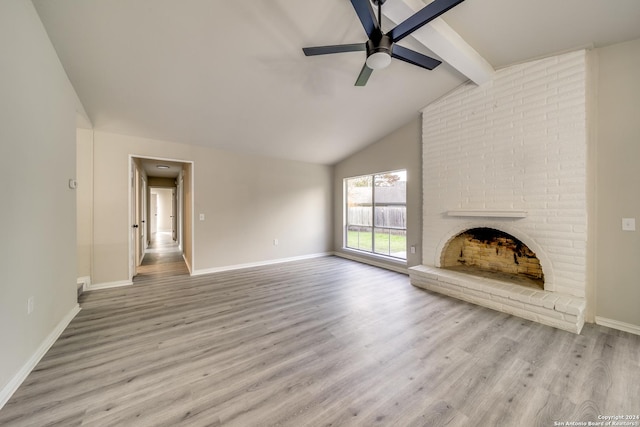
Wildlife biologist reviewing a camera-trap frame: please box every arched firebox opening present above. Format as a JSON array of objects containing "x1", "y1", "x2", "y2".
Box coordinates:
[{"x1": 440, "y1": 227, "x2": 544, "y2": 290}]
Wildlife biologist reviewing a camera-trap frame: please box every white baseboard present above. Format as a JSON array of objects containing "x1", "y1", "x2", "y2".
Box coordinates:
[
  {"x1": 333, "y1": 251, "x2": 409, "y2": 275},
  {"x1": 76, "y1": 276, "x2": 91, "y2": 294},
  {"x1": 595, "y1": 316, "x2": 640, "y2": 336},
  {"x1": 0, "y1": 304, "x2": 81, "y2": 410},
  {"x1": 86, "y1": 279, "x2": 133, "y2": 292},
  {"x1": 191, "y1": 252, "x2": 332, "y2": 276}
]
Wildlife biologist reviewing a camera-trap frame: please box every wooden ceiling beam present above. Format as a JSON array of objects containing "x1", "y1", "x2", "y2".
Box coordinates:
[{"x1": 383, "y1": 0, "x2": 494, "y2": 85}]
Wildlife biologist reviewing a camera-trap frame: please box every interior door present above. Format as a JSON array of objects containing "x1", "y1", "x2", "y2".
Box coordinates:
[
  {"x1": 177, "y1": 176, "x2": 183, "y2": 249},
  {"x1": 150, "y1": 193, "x2": 157, "y2": 235},
  {"x1": 130, "y1": 162, "x2": 138, "y2": 278},
  {"x1": 138, "y1": 177, "x2": 146, "y2": 263},
  {"x1": 134, "y1": 168, "x2": 143, "y2": 268},
  {"x1": 171, "y1": 188, "x2": 177, "y2": 241}
]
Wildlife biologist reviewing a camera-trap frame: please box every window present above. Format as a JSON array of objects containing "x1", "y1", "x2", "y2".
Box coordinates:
[{"x1": 345, "y1": 170, "x2": 407, "y2": 260}]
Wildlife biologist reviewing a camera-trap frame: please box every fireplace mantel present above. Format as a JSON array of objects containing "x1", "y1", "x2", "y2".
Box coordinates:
[{"x1": 446, "y1": 210, "x2": 527, "y2": 218}]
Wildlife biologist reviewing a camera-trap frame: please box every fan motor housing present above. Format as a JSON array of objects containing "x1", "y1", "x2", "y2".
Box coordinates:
[{"x1": 366, "y1": 34, "x2": 393, "y2": 58}]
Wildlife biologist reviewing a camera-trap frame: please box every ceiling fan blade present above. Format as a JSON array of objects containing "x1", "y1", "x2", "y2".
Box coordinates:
[
  {"x1": 388, "y1": 0, "x2": 465, "y2": 43},
  {"x1": 391, "y1": 45, "x2": 442, "y2": 70},
  {"x1": 302, "y1": 43, "x2": 366, "y2": 56},
  {"x1": 355, "y1": 63, "x2": 373, "y2": 86},
  {"x1": 350, "y1": 0, "x2": 381, "y2": 39}
]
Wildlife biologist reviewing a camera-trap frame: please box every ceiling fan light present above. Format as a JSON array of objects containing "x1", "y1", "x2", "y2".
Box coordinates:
[{"x1": 366, "y1": 51, "x2": 391, "y2": 70}]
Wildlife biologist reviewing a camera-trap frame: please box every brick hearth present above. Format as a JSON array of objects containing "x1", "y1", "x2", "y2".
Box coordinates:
[{"x1": 410, "y1": 265, "x2": 585, "y2": 333}]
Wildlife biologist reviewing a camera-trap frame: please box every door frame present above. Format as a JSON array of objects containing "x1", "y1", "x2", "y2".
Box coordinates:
[
  {"x1": 138, "y1": 174, "x2": 147, "y2": 264},
  {"x1": 128, "y1": 155, "x2": 195, "y2": 282},
  {"x1": 129, "y1": 161, "x2": 137, "y2": 279}
]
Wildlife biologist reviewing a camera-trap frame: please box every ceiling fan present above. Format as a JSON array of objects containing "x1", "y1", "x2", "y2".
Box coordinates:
[{"x1": 302, "y1": 0, "x2": 465, "y2": 86}]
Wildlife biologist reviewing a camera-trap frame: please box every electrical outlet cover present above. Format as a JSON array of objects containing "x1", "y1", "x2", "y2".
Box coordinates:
[{"x1": 622, "y1": 218, "x2": 636, "y2": 231}]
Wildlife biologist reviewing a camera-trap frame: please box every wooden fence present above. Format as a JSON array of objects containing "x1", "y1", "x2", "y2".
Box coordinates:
[{"x1": 347, "y1": 206, "x2": 406, "y2": 229}]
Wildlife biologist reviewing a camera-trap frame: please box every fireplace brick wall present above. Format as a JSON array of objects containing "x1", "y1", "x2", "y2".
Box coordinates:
[{"x1": 420, "y1": 50, "x2": 588, "y2": 299}]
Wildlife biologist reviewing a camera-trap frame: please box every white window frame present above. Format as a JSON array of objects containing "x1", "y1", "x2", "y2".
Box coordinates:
[{"x1": 344, "y1": 170, "x2": 407, "y2": 260}]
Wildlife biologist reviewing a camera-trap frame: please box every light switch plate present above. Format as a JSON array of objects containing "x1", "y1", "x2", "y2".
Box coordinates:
[
  {"x1": 622, "y1": 218, "x2": 636, "y2": 231},
  {"x1": 199, "y1": 213, "x2": 205, "y2": 221}
]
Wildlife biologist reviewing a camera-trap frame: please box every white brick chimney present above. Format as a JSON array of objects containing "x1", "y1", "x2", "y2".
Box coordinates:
[{"x1": 410, "y1": 50, "x2": 589, "y2": 333}]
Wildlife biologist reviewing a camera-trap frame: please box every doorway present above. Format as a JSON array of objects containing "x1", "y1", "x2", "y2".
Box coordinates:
[
  {"x1": 151, "y1": 187, "x2": 175, "y2": 236},
  {"x1": 129, "y1": 156, "x2": 194, "y2": 281}
]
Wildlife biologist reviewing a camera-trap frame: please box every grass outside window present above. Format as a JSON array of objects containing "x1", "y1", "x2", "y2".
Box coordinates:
[{"x1": 347, "y1": 229, "x2": 406, "y2": 258}]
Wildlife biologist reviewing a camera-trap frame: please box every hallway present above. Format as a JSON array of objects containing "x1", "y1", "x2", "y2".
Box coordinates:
[{"x1": 135, "y1": 231, "x2": 189, "y2": 280}]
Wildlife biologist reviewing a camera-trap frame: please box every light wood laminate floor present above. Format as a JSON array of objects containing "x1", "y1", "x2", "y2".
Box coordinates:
[{"x1": 1, "y1": 255, "x2": 639, "y2": 426}]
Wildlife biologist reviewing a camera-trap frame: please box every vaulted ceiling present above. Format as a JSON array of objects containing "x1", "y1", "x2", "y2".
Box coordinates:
[{"x1": 33, "y1": 0, "x2": 640, "y2": 165}]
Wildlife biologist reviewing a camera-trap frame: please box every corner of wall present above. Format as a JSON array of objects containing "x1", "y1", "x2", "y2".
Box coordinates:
[{"x1": 584, "y1": 48, "x2": 599, "y2": 323}]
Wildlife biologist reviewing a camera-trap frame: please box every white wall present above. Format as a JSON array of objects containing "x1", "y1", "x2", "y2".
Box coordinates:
[
  {"x1": 0, "y1": 0, "x2": 80, "y2": 404},
  {"x1": 77, "y1": 128, "x2": 94, "y2": 279},
  {"x1": 91, "y1": 131, "x2": 333, "y2": 284},
  {"x1": 595, "y1": 38, "x2": 640, "y2": 330}
]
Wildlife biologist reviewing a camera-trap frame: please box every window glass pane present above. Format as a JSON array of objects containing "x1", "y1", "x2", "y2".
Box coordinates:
[
  {"x1": 373, "y1": 228, "x2": 407, "y2": 258},
  {"x1": 373, "y1": 171, "x2": 407, "y2": 259},
  {"x1": 347, "y1": 225, "x2": 372, "y2": 252},
  {"x1": 346, "y1": 176, "x2": 373, "y2": 252}
]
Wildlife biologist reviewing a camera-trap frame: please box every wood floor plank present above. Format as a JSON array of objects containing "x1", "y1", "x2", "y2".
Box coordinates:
[{"x1": 1, "y1": 254, "x2": 639, "y2": 426}]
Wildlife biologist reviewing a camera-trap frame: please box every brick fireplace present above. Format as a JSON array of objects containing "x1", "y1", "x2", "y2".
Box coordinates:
[{"x1": 410, "y1": 50, "x2": 589, "y2": 333}]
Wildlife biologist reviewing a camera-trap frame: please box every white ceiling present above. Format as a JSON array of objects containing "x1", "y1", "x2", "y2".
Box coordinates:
[
  {"x1": 33, "y1": 0, "x2": 640, "y2": 165},
  {"x1": 138, "y1": 158, "x2": 184, "y2": 179}
]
